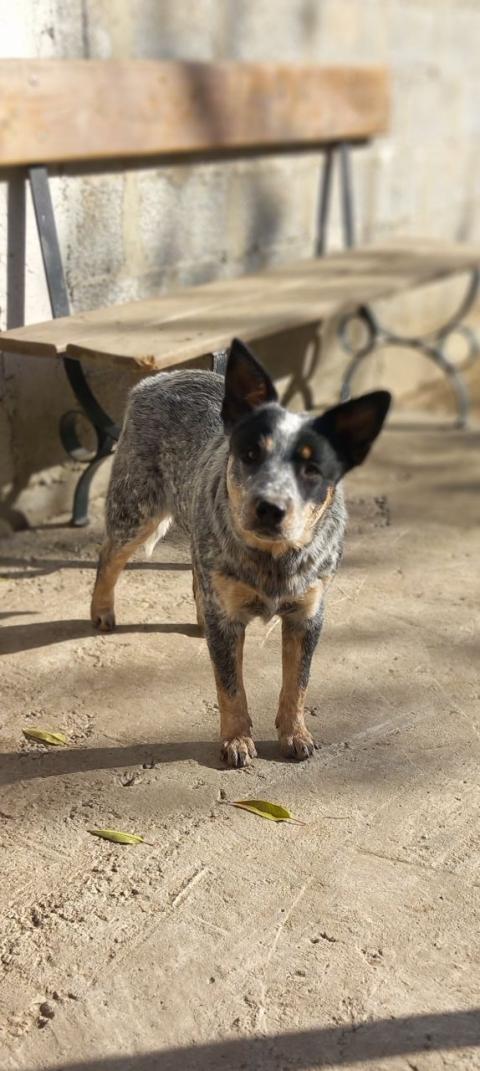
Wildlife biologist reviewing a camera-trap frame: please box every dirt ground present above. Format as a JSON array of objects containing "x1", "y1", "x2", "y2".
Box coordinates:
[{"x1": 1, "y1": 412, "x2": 479, "y2": 1070}]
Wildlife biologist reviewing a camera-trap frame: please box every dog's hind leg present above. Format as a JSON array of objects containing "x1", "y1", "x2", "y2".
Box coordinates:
[
  {"x1": 91, "y1": 519, "x2": 163, "y2": 632},
  {"x1": 91, "y1": 466, "x2": 170, "y2": 632}
]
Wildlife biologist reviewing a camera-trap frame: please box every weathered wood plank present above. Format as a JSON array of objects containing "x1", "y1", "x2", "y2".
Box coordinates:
[
  {"x1": 1, "y1": 242, "x2": 478, "y2": 371},
  {"x1": 0, "y1": 61, "x2": 389, "y2": 166}
]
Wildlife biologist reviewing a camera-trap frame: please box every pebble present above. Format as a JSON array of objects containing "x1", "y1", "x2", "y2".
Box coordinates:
[{"x1": 39, "y1": 1002, "x2": 55, "y2": 1019}]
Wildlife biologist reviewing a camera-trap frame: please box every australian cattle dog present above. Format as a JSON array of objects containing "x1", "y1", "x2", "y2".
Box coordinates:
[{"x1": 91, "y1": 339, "x2": 391, "y2": 767}]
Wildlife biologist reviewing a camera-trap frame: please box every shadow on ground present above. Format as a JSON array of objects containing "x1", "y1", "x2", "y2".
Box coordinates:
[
  {"x1": 0, "y1": 618, "x2": 201, "y2": 654},
  {"x1": 0, "y1": 556, "x2": 191, "y2": 580},
  {"x1": 0, "y1": 739, "x2": 225, "y2": 783},
  {"x1": 18, "y1": 1009, "x2": 480, "y2": 1071}
]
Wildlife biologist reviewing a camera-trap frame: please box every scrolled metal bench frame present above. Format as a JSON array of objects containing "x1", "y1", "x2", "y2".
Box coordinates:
[{"x1": 317, "y1": 144, "x2": 479, "y2": 427}]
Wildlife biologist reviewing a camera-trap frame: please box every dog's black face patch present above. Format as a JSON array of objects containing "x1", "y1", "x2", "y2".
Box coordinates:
[
  {"x1": 289, "y1": 426, "x2": 343, "y2": 498},
  {"x1": 229, "y1": 406, "x2": 280, "y2": 466}
]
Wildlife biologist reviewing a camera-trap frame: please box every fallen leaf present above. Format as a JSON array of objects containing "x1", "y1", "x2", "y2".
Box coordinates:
[
  {"x1": 88, "y1": 828, "x2": 144, "y2": 845},
  {"x1": 23, "y1": 728, "x2": 67, "y2": 747},
  {"x1": 222, "y1": 799, "x2": 304, "y2": 824}
]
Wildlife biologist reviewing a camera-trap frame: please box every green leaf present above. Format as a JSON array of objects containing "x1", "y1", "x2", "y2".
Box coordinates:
[
  {"x1": 223, "y1": 799, "x2": 304, "y2": 824},
  {"x1": 23, "y1": 728, "x2": 67, "y2": 747},
  {"x1": 88, "y1": 828, "x2": 144, "y2": 845}
]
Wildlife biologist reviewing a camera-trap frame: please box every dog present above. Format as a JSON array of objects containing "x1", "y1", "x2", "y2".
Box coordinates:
[{"x1": 91, "y1": 338, "x2": 391, "y2": 767}]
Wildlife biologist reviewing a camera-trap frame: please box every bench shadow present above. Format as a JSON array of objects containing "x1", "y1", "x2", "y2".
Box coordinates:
[
  {"x1": 16, "y1": 1009, "x2": 480, "y2": 1071},
  {"x1": 0, "y1": 618, "x2": 202, "y2": 655},
  {"x1": 0, "y1": 610, "x2": 36, "y2": 621},
  {"x1": 0, "y1": 739, "x2": 226, "y2": 783},
  {"x1": 0, "y1": 556, "x2": 191, "y2": 580}
]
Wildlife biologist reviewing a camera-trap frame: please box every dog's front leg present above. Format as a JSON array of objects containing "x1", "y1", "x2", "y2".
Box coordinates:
[
  {"x1": 204, "y1": 611, "x2": 256, "y2": 768},
  {"x1": 276, "y1": 606, "x2": 324, "y2": 760}
]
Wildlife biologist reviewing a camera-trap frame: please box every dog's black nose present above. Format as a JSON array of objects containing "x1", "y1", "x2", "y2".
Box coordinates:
[{"x1": 255, "y1": 499, "x2": 287, "y2": 528}]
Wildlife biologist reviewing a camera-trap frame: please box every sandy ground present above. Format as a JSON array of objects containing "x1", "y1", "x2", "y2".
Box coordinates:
[{"x1": 1, "y1": 415, "x2": 479, "y2": 1071}]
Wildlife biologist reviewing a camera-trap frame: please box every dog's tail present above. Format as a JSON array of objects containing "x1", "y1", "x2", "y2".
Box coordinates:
[{"x1": 144, "y1": 516, "x2": 173, "y2": 559}]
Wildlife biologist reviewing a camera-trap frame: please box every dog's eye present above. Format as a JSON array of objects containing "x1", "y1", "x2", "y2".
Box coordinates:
[{"x1": 242, "y1": 446, "x2": 260, "y2": 465}]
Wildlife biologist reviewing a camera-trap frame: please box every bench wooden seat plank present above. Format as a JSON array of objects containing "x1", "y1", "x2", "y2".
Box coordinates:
[
  {"x1": 1, "y1": 241, "x2": 478, "y2": 371},
  {"x1": 0, "y1": 60, "x2": 389, "y2": 167}
]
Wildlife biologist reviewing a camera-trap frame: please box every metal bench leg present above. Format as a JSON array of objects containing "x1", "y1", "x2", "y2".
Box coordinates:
[
  {"x1": 69, "y1": 438, "x2": 117, "y2": 527},
  {"x1": 29, "y1": 165, "x2": 120, "y2": 525},
  {"x1": 59, "y1": 356, "x2": 120, "y2": 525},
  {"x1": 315, "y1": 147, "x2": 335, "y2": 256},
  {"x1": 338, "y1": 269, "x2": 479, "y2": 429}
]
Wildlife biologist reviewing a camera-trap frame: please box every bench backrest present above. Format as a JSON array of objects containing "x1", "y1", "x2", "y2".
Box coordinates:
[{"x1": 0, "y1": 60, "x2": 389, "y2": 167}]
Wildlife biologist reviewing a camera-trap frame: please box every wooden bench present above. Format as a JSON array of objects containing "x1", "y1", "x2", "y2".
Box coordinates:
[{"x1": 0, "y1": 60, "x2": 478, "y2": 525}]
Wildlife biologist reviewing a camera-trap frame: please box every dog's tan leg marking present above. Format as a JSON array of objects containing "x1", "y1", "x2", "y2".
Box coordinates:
[
  {"x1": 276, "y1": 584, "x2": 323, "y2": 760},
  {"x1": 208, "y1": 574, "x2": 257, "y2": 765},
  {"x1": 276, "y1": 623, "x2": 314, "y2": 760},
  {"x1": 213, "y1": 631, "x2": 257, "y2": 768},
  {"x1": 91, "y1": 518, "x2": 160, "y2": 632},
  {"x1": 192, "y1": 570, "x2": 205, "y2": 634}
]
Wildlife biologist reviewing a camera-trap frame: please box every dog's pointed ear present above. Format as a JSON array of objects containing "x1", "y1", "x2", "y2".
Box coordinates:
[
  {"x1": 221, "y1": 338, "x2": 278, "y2": 430},
  {"x1": 314, "y1": 391, "x2": 391, "y2": 476}
]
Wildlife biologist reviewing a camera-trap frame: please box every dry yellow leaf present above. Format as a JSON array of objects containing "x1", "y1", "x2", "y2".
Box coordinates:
[
  {"x1": 89, "y1": 828, "x2": 144, "y2": 845},
  {"x1": 222, "y1": 799, "x2": 304, "y2": 824},
  {"x1": 23, "y1": 728, "x2": 67, "y2": 747}
]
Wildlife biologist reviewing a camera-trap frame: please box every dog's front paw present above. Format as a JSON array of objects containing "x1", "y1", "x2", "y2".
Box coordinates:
[
  {"x1": 91, "y1": 606, "x2": 116, "y2": 632},
  {"x1": 279, "y1": 728, "x2": 315, "y2": 761},
  {"x1": 221, "y1": 736, "x2": 257, "y2": 768}
]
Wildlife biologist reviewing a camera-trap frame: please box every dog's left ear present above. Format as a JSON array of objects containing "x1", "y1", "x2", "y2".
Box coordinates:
[
  {"x1": 222, "y1": 338, "x2": 278, "y2": 430},
  {"x1": 314, "y1": 390, "x2": 391, "y2": 476}
]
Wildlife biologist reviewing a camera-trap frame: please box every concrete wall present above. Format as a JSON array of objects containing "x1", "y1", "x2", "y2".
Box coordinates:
[{"x1": 1, "y1": 0, "x2": 480, "y2": 526}]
